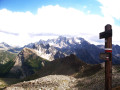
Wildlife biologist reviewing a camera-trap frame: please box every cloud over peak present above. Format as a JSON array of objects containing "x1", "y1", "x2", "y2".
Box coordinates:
[{"x1": 0, "y1": 5, "x2": 119, "y2": 46}]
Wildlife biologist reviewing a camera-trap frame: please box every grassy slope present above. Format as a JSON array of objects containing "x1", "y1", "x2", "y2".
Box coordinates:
[
  {"x1": 0, "y1": 51, "x2": 16, "y2": 76},
  {"x1": 0, "y1": 51, "x2": 17, "y2": 89},
  {"x1": 0, "y1": 50, "x2": 16, "y2": 63},
  {"x1": 23, "y1": 53, "x2": 49, "y2": 72},
  {"x1": 23, "y1": 48, "x2": 49, "y2": 72}
]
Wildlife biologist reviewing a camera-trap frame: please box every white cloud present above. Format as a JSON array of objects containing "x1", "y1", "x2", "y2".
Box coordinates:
[
  {"x1": 0, "y1": 5, "x2": 119, "y2": 46},
  {"x1": 98, "y1": 0, "x2": 120, "y2": 20},
  {"x1": 97, "y1": 0, "x2": 120, "y2": 45}
]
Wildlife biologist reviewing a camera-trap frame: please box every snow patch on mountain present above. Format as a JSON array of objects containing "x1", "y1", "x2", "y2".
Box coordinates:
[
  {"x1": 45, "y1": 36, "x2": 83, "y2": 48},
  {"x1": 35, "y1": 50, "x2": 54, "y2": 61},
  {"x1": 0, "y1": 42, "x2": 11, "y2": 50},
  {"x1": 74, "y1": 37, "x2": 81, "y2": 44}
]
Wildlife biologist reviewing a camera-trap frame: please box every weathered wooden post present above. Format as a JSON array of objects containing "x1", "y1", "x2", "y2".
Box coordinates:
[{"x1": 99, "y1": 24, "x2": 112, "y2": 90}]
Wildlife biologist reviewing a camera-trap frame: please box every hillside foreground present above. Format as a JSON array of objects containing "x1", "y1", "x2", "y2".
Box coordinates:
[
  {"x1": 0, "y1": 64, "x2": 120, "y2": 90},
  {"x1": 0, "y1": 48, "x2": 120, "y2": 90}
]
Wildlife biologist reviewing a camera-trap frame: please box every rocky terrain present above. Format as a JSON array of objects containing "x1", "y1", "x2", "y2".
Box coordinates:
[
  {"x1": 5, "y1": 75, "x2": 77, "y2": 90},
  {"x1": 4, "y1": 65, "x2": 120, "y2": 90}
]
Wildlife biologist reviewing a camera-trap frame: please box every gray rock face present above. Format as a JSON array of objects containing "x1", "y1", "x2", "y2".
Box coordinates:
[
  {"x1": 33, "y1": 43, "x2": 66, "y2": 61},
  {"x1": 26, "y1": 36, "x2": 103, "y2": 64},
  {"x1": 30, "y1": 36, "x2": 120, "y2": 64}
]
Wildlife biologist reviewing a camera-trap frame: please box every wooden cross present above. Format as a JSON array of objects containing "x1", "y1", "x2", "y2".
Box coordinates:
[{"x1": 99, "y1": 24, "x2": 112, "y2": 90}]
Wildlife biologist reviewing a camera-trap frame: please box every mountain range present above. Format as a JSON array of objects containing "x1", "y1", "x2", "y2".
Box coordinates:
[
  {"x1": 1, "y1": 36, "x2": 120, "y2": 64},
  {"x1": 23, "y1": 36, "x2": 120, "y2": 64},
  {"x1": 1, "y1": 36, "x2": 120, "y2": 78},
  {"x1": 1, "y1": 36, "x2": 120, "y2": 89}
]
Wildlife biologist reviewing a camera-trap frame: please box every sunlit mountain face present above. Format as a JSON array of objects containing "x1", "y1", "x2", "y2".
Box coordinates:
[{"x1": 22, "y1": 36, "x2": 120, "y2": 64}]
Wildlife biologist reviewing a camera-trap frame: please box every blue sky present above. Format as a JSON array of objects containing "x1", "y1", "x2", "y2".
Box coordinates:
[
  {"x1": 0, "y1": 0, "x2": 102, "y2": 14},
  {"x1": 0, "y1": 0, "x2": 120, "y2": 46}
]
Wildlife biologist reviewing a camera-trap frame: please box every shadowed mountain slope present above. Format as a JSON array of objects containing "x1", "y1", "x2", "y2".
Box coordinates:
[
  {"x1": 0, "y1": 51, "x2": 16, "y2": 77},
  {"x1": 25, "y1": 54, "x2": 102, "y2": 81},
  {"x1": 9, "y1": 48, "x2": 49, "y2": 78}
]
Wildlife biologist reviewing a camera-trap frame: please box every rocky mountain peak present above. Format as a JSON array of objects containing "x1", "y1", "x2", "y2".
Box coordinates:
[
  {"x1": 0, "y1": 42, "x2": 10, "y2": 47},
  {"x1": 0, "y1": 42, "x2": 11, "y2": 50}
]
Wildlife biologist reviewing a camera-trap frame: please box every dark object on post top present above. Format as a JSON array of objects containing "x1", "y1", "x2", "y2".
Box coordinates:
[{"x1": 99, "y1": 29, "x2": 112, "y2": 39}]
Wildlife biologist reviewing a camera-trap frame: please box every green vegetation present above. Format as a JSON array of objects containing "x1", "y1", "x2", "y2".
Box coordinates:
[
  {"x1": 24, "y1": 54, "x2": 49, "y2": 72},
  {"x1": 0, "y1": 50, "x2": 16, "y2": 63},
  {"x1": 0, "y1": 51, "x2": 16, "y2": 77},
  {"x1": 0, "y1": 50, "x2": 18, "y2": 89},
  {"x1": 0, "y1": 61, "x2": 15, "y2": 76}
]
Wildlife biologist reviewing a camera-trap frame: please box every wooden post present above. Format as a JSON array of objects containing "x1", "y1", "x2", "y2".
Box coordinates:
[
  {"x1": 105, "y1": 24, "x2": 112, "y2": 90},
  {"x1": 99, "y1": 24, "x2": 112, "y2": 90}
]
